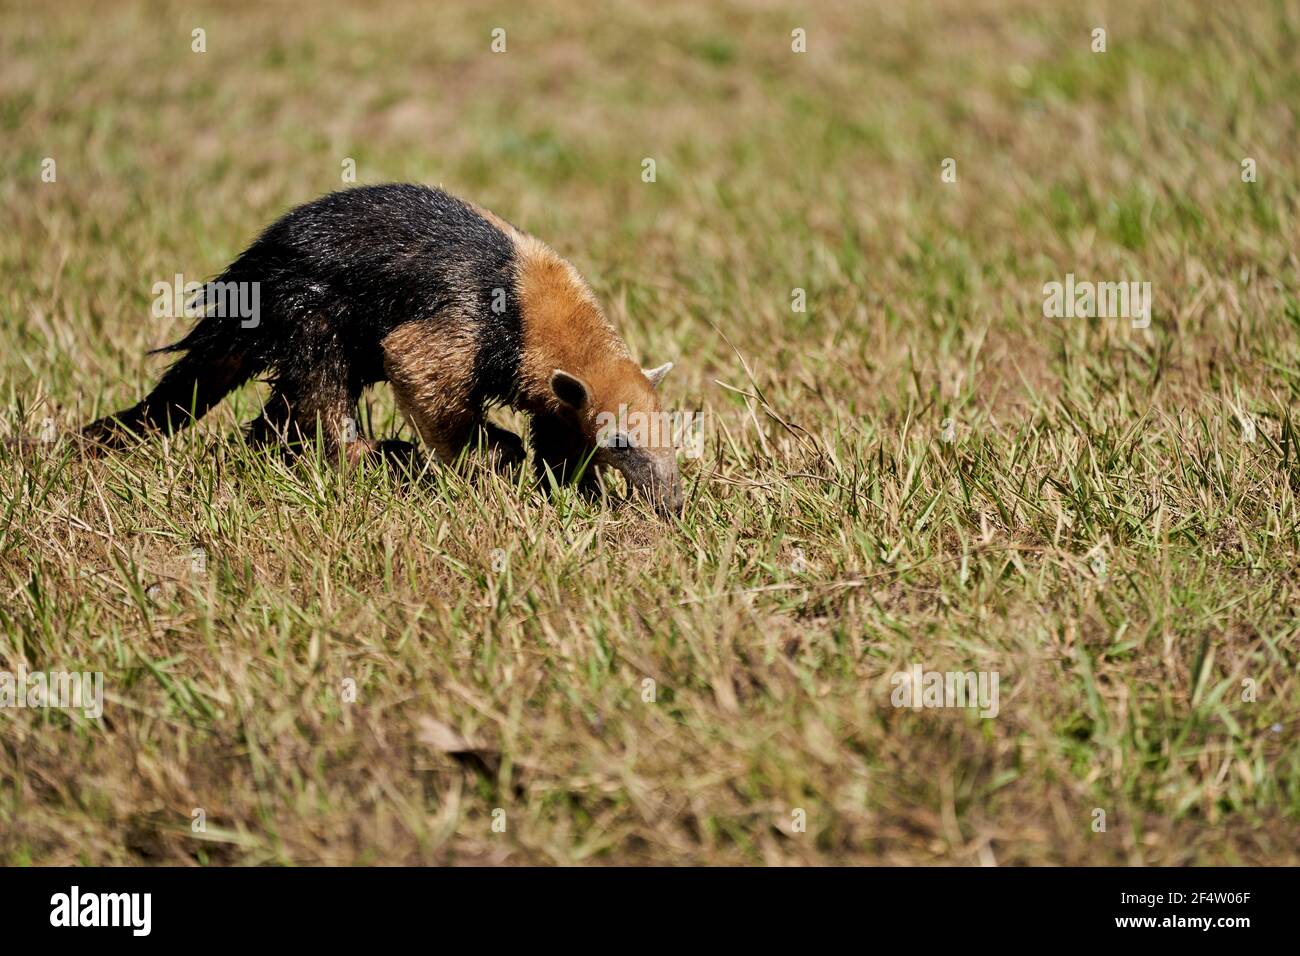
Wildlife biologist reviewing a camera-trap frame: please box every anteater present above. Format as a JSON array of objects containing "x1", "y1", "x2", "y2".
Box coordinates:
[{"x1": 82, "y1": 184, "x2": 683, "y2": 516}]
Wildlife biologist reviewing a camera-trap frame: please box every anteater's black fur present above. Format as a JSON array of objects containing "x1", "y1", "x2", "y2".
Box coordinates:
[{"x1": 85, "y1": 184, "x2": 524, "y2": 450}]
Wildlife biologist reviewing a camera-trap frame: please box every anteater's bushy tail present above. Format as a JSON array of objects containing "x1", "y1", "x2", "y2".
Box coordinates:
[{"x1": 81, "y1": 286, "x2": 265, "y2": 452}]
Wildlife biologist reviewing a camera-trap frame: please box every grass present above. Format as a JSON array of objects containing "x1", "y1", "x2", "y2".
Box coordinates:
[{"x1": 1, "y1": 0, "x2": 1299, "y2": 865}]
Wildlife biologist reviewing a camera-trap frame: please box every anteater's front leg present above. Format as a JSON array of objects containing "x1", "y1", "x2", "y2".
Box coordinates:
[
  {"x1": 530, "y1": 410, "x2": 600, "y2": 496},
  {"x1": 480, "y1": 421, "x2": 526, "y2": 467},
  {"x1": 382, "y1": 320, "x2": 522, "y2": 466}
]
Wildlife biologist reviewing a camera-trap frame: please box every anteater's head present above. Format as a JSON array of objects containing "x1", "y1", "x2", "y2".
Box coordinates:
[{"x1": 549, "y1": 360, "x2": 683, "y2": 517}]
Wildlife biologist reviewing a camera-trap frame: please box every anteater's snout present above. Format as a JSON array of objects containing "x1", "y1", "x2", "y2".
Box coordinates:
[
  {"x1": 649, "y1": 460, "x2": 684, "y2": 519},
  {"x1": 658, "y1": 470, "x2": 684, "y2": 518},
  {"x1": 642, "y1": 480, "x2": 683, "y2": 518},
  {"x1": 621, "y1": 452, "x2": 683, "y2": 519}
]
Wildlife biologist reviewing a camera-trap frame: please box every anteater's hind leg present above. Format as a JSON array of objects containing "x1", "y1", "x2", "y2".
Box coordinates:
[
  {"x1": 245, "y1": 340, "x2": 371, "y2": 464},
  {"x1": 381, "y1": 320, "x2": 523, "y2": 467},
  {"x1": 244, "y1": 389, "x2": 295, "y2": 451},
  {"x1": 247, "y1": 380, "x2": 419, "y2": 468}
]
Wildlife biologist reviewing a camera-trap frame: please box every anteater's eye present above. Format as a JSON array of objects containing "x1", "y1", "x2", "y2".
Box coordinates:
[{"x1": 600, "y1": 431, "x2": 634, "y2": 451}]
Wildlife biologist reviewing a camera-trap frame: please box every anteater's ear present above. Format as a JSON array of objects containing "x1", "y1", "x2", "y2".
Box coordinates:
[
  {"x1": 550, "y1": 369, "x2": 591, "y2": 410},
  {"x1": 643, "y1": 362, "x2": 673, "y2": 388}
]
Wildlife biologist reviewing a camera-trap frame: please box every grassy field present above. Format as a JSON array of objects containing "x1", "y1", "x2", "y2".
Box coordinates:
[{"x1": 2, "y1": 0, "x2": 1299, "y2": 865}]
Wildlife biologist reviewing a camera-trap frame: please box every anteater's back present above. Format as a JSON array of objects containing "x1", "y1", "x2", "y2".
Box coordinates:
[{"x1": 209, "y1": 184, "x2": 523, "y2": 376}]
